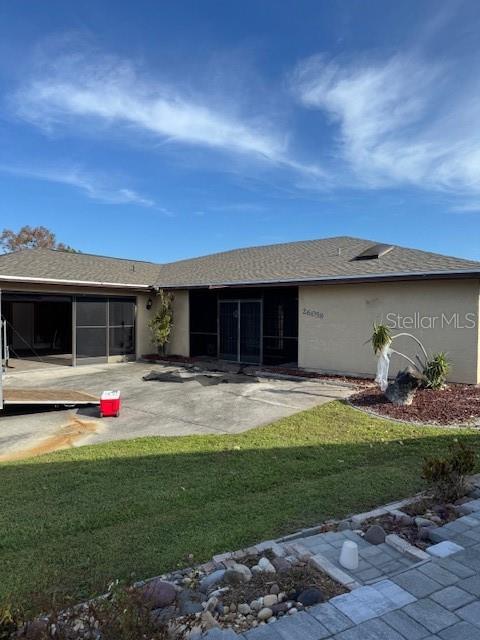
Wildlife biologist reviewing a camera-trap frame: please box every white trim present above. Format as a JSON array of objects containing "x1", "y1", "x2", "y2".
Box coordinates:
[
  {"x1": 0, "y1": 275, "x2": 150, "y2": 289},
  {"x1": 156, "y1": 268, "x2": 480, "y2": 289}
]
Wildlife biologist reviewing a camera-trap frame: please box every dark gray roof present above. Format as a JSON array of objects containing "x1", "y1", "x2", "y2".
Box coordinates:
[
  {"x1": 0, "y1": 237, "x2": 479, "y2": 289},
  {"x1": 154, "y1": 236, "x2": 480, "y2": 288},
  {"x1": 0, "y1": 248, "x2": 161, "y2": 287}
]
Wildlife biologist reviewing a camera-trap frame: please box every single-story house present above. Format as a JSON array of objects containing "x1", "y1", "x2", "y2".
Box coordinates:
[{"x1": 0, "y1": 236, "x2": 479, "y2": 383}]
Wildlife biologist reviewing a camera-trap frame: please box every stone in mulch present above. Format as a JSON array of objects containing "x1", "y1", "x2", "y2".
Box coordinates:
[
  {"x1": 350, "y1": 384, "x2": 480, "y2": 425},
  {"x1": 143, "y1": 556, "x2": 346, "y2": 635},
  {"x1": 140, "y1": 578, "x2": 177, "y2": 608},
  {"x1": 364, "y1": 524, "x2": 386, "y2": 545},
  {"x1": 199, "y1": 569, "x2": 226, "y2": 591},
  {"x1": 385, "y1": 367, "x2": 423, "y2": 406},
  {"x1": 224, "y1": 563, "x2": 253, "y2": 585}
]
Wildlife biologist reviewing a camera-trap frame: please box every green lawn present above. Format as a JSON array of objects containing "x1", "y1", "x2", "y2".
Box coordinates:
[{"x1": 1, "y1": 401, "x2": 480, "y2": 610}]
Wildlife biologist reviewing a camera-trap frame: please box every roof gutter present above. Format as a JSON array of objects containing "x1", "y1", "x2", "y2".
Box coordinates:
[
  {"x1": 153, "y1": 268, "x2": 480, "y2": 290},
  {"x1": 0, "y1": 274, "x2": 151, "y2": 289}
]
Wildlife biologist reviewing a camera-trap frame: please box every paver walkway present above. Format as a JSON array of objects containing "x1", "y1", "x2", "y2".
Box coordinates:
[{"x1": 205, "y1": 495, "x2": 480, "y2": 640}]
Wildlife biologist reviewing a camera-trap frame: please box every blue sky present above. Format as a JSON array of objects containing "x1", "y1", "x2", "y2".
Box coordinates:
[{"x1": 1, "y1": 0, "x2": 479, "y2": 262}]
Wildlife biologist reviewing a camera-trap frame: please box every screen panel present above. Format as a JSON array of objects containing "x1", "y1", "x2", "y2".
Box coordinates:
[
  {"x1": 240, "y1": 301, "x2": 261, "y2": 364},
  {"x1": 219, "y1": 301, "x2": 238, "y2": 361}
]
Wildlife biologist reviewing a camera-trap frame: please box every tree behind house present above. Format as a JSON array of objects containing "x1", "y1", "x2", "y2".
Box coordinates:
[{"x1": 0, "y1": 225, "x2": 77, "y2": 253}]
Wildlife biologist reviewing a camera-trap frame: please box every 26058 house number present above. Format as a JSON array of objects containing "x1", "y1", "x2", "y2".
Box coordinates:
[{"x1": 302, "y1": 308, "x2": 324, "y2": 319}]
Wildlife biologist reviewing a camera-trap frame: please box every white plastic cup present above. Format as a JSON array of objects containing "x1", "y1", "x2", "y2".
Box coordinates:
[{"x1": 339, "y1": 540, "x2": 359, "y2": 570}]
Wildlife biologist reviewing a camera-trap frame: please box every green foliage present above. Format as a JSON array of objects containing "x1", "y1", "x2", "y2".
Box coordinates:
[
  {"x1": 0, "y1": 603, "x2": 17, "y2": 640},
  {"x1": 371, "y1": 323, "x2": 392, "y2": 354},
  {"x1": 422, "y1": 441, "x2": 476, "y2": 502},
  {"x1": 0, "y1": 226, "x2": 77, "y2": 253},
  {"x1": 148, "y1": 290, "x2": 174, "y2": 354},
  {"x1": 423, "y1": 352, "x2": 450, "y2": 390}
]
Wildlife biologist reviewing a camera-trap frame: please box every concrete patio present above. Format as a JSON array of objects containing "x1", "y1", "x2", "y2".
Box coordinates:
[{"x1": 0, "y1": 361, "x2": 353, "y2": 459}]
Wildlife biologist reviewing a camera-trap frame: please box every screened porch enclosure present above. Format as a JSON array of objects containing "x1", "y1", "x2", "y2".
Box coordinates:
[
  {"x1": 1, "y1": 292, "x2": 137, "y2": 368},
  {"x1": 75, "y1": 296, "x2": 136, "y2": 364},
  {"x1": 189, "y1": 287, "x2": 298, "y2": 366}
]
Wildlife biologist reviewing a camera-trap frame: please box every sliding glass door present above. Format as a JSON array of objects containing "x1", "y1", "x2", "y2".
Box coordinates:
[
  {"x1": 218, "y1": 300, "x2": 262, "y2": 364},
  {"x1": 74, "y1": 296, "x2": 136, "y2": 365}
]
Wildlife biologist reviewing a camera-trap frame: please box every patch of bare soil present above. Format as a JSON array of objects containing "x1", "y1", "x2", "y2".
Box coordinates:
[
  {"x1": 0, "y1": 416, "x2": 99, "y2": 462},
  {"x1": 223, "y1": 563, "x2": 346, "y2": 609},
  {"x1": 402, "y1": 498, "x2": 458, "y2": 522},
  {"x1": 350, "y1": 384, "x2": 480, "y2": 425},
  {"x1": 361, "y1": 498, "x2": 459, "y2": 550}
]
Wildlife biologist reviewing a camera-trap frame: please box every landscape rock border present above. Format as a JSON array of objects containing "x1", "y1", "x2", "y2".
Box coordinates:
[
  {"x1": 349, "y1": 384, "x2": 480, "y2": 427},
  {"x1": 27, "y1": 474, "x2": 480, "y2": 639}
]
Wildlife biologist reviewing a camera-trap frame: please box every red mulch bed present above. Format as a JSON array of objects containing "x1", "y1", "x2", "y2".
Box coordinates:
[{"x1": 351, "y1": 384, "x2": 480, "y2": 425}]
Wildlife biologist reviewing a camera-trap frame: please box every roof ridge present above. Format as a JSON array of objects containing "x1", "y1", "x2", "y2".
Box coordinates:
[
  {"x1": 0, "y1": 246, "x2": 161, "y2": 265},
  {"x1": 159, "y1": 235, "x2": 374, "y2": 267}
]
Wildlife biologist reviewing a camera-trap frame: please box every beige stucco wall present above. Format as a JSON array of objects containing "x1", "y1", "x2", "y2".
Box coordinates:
[
  {"x1": 137, "y1": 290, "x2": 189, "y2": 358},
  {"x1": 166, "y1": 289, "x2": 189, "y2": 357},
  {"x1": 135, "y1": 292, "x2": 156, "y2": 358},
  {"x1": 299, "y1": 279, "x2": 480, "y2": 384}
]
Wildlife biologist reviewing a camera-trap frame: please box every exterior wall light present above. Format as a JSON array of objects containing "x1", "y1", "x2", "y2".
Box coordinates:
[{"x1": 146, "y1": 297, "x2": 153, "y2": 310}]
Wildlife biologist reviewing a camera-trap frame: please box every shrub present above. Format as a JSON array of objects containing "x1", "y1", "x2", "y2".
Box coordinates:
[
  {"x1": 422, "y1": 442, "x2": 476, "y2": 503},
  {"x1": 2, "y1": 582, "x2": 189, "y2": 640},
  {"x1": 0, "y1": 603, "x2": 17, "y2": 640},
  {"x1": 148, "y1": 290, "x2": 174, "y2": 355},
  {"x1": 423, "y1": 352, "x2": 450, "y2": 389}
]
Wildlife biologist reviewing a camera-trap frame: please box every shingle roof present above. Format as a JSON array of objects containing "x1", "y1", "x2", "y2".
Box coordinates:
[
  {"x1": 0, "y1": 248, "x2": 161, "y2": 287},
  {"x1": 154, "y1": 236, "x2": 480, "y2": 288},
  {"x1": 0, "y1": 237, "x2": 479, "y2": 290}
]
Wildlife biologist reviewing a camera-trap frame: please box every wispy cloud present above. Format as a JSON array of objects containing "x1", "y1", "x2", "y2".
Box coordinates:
[
  {"x1": 209, "y1": 202, "x2": 268, "y2": 213},
  {"x1": 291, "y1": 52, "x2": 480, "y2": 200},
  {"x1": 450, "y1": 201, "x2": 480, "y2": 213},
  {"x1": 0, "y1": 164, "x2": 156, "y2": 207},
  {"x1": 12, "y1": 43, "x2": 326, "y2": 182}
]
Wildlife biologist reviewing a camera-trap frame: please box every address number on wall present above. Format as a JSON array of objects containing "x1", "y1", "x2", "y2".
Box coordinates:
[{"x1": 302, "y1": 308, "x2": 324, "y2": 319}]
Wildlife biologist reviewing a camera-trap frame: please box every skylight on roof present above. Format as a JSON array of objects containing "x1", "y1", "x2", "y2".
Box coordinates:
[{"x1": 352, "y1": 243, "x2": 394, "y2": 261}]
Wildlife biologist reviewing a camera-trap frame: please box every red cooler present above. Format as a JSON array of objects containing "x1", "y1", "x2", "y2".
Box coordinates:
[{"x1": 100, "y1": 390, "x2": 121, "y2": 417}]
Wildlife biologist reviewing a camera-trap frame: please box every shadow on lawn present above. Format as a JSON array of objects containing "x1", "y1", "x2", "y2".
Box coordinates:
[{"x1": 1, "y1": 429, "x2": 480, "y2": 611}]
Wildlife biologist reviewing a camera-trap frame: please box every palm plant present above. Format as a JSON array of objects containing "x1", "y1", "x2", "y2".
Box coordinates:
[
  {"x1": 370, "y1": 323, "x2": 427, "y2": 375},
  {"x1": 423, "y1": 352, "x2": 450, "y2": 389},
  {"x1": 371, "y1": 323, "x2": 392, "y2": 355},
  {"x1": 370, "y1": 324, "x2": 450, "y2": 390}
]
